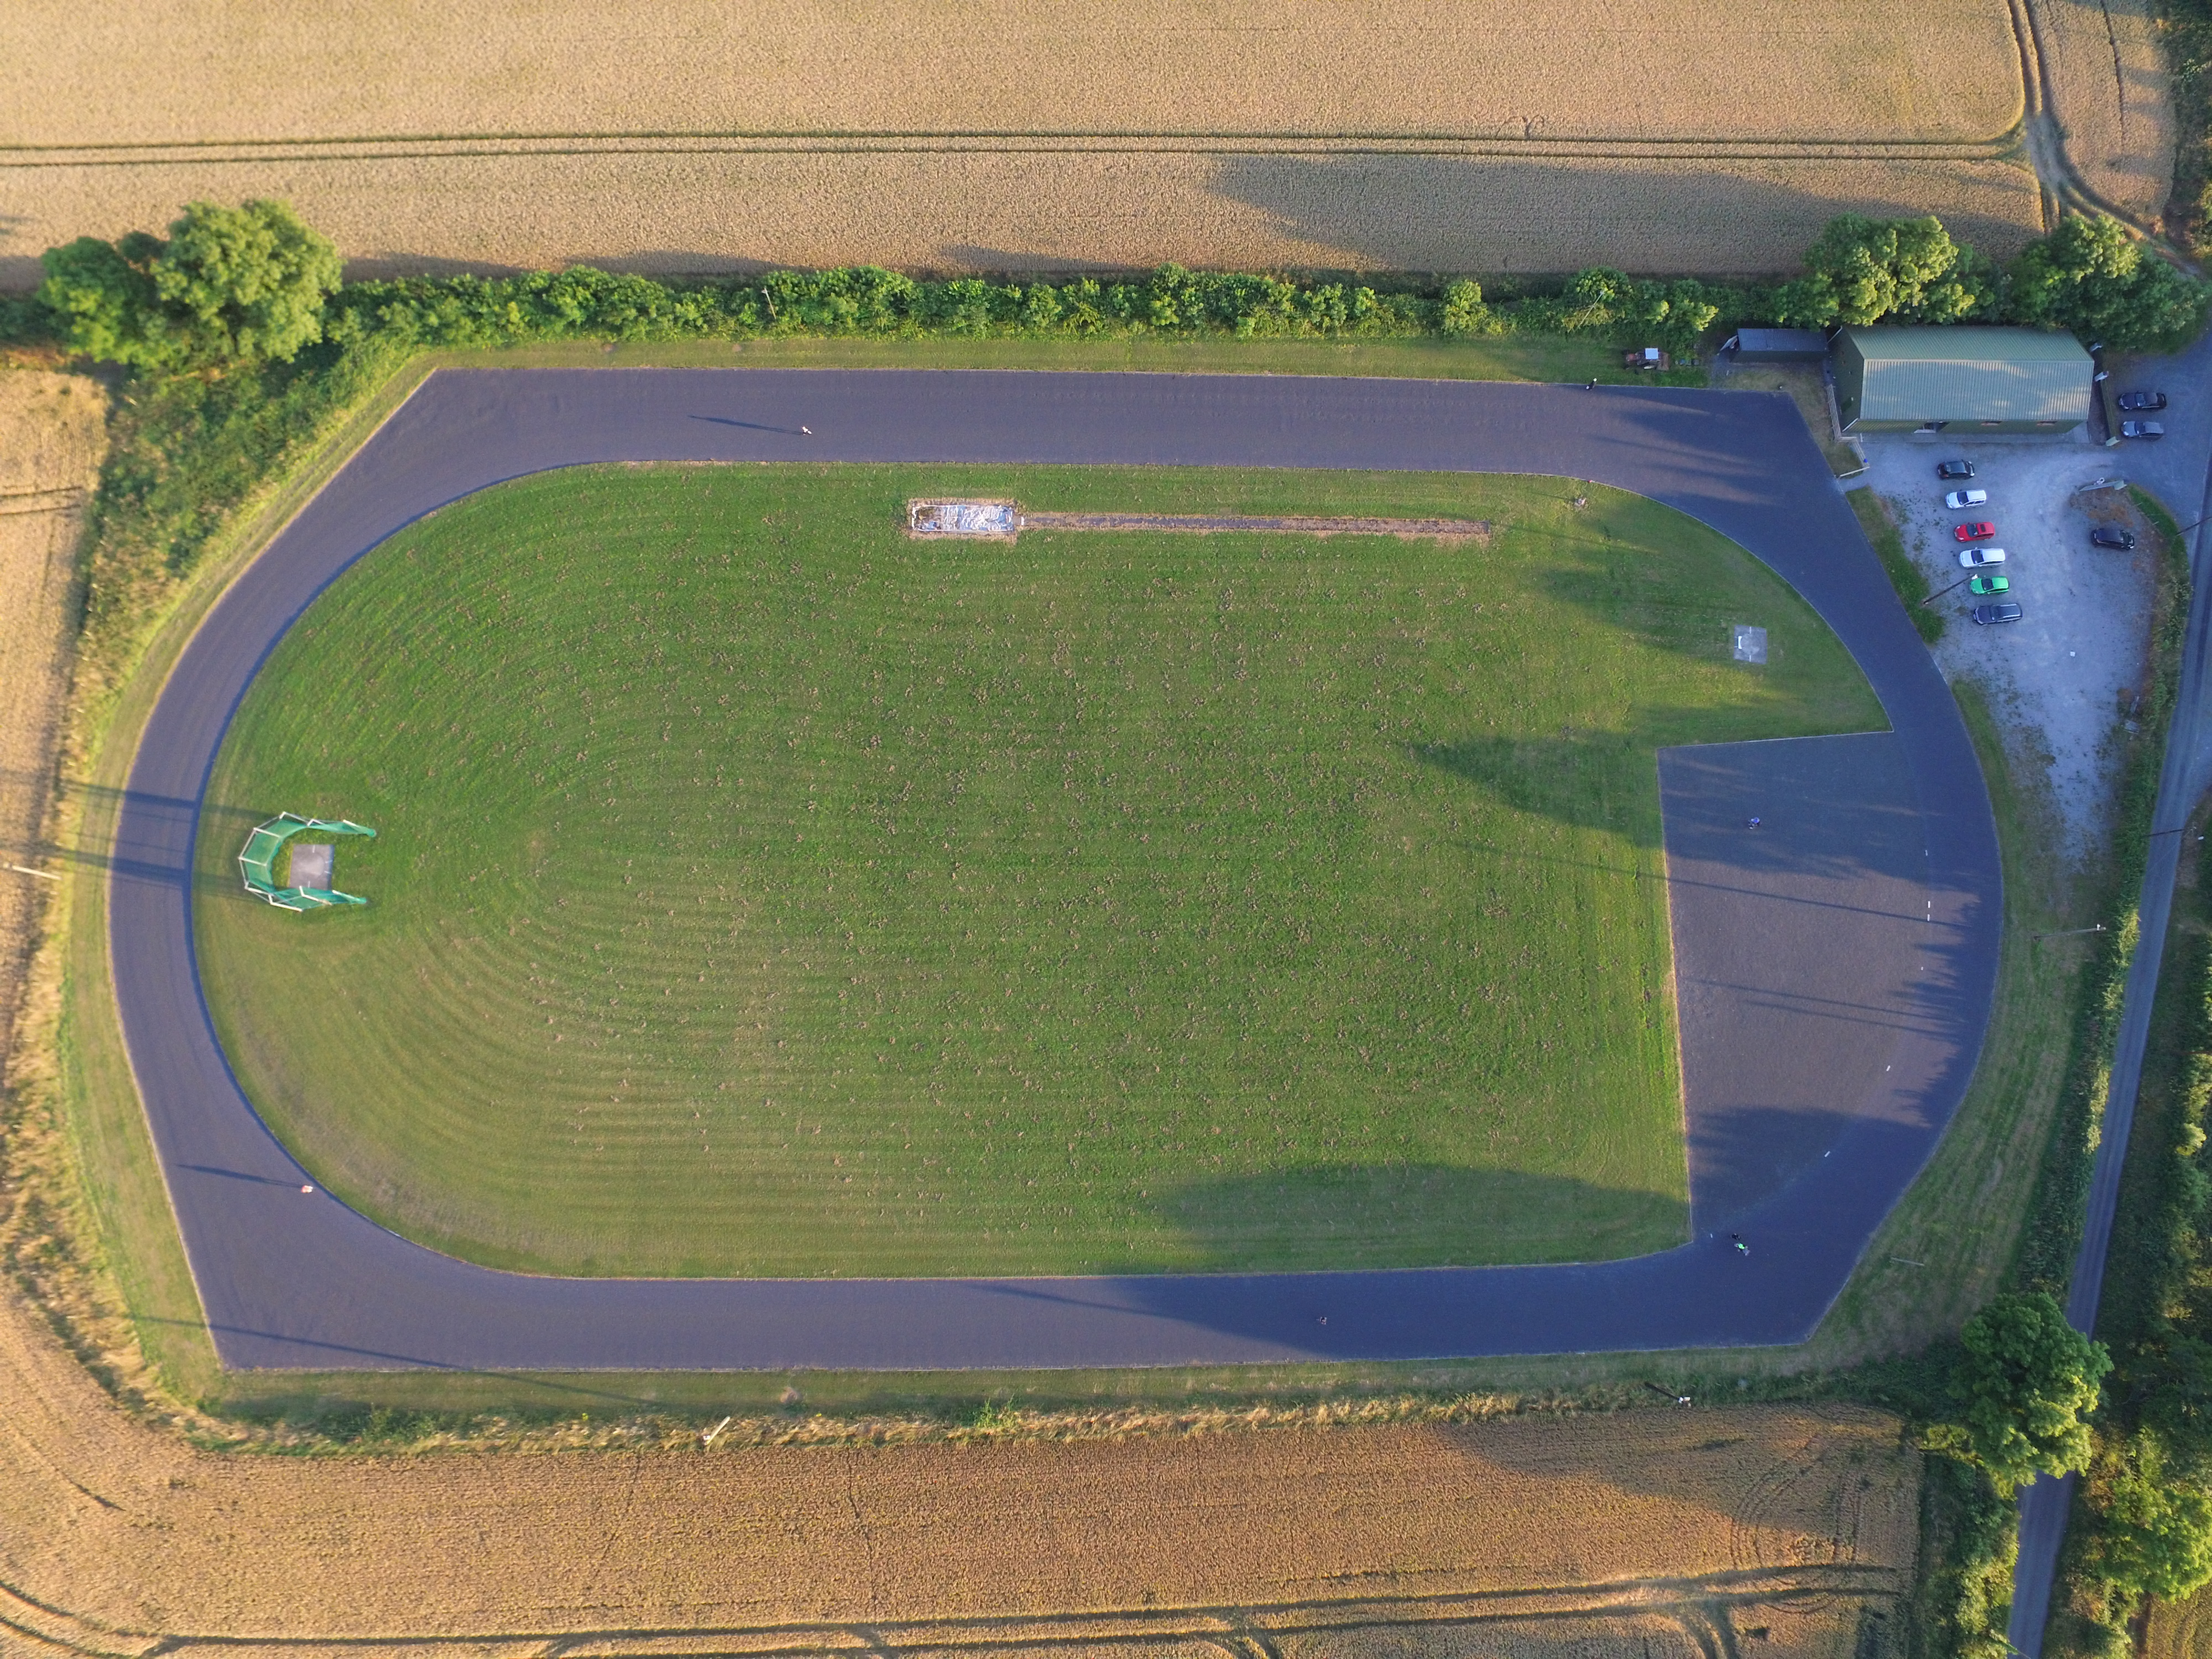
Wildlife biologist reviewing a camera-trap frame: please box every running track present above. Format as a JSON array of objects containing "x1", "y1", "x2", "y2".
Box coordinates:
[{"x1": 106, "y1": 369, "x2": 2000, "y2": 1370}]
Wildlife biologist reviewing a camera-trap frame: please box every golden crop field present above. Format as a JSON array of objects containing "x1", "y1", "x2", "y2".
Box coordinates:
[
  {"x1": 0, "y1": 0, "x2": 2089, "y2": 282},
  {"x1": 0, "y1": 1275, "x2": 1918, "y2": 1657},
  {"x1": 2031, "y1": 0, "x2": 2174, "y2": 222},
  {"x1": 0, "y1": 372, "x2": 104, "y2": 1070}
]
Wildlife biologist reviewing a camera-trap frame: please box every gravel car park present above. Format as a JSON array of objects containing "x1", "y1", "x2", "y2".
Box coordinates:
[{"x1": 1855, "y1": 429, "x2": 2161, "y2": 852}]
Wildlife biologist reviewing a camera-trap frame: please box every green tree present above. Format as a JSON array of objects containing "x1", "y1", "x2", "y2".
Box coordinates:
[
  {"x1": 1945, "y1": 1292, "x2": 2112, "y2": 1495},
  {"x1": 36, "y1": 231, "x2": 171, "y2": 366},
  {"x1": 2094, "y1": 1444, "x2": 2212, "y2": 1602},
  {"x1": 38, "y1": 200, "x2": 341, "y2": 368},
  {"x1": 1776, "y1": 214, "x2": 1987, "y2": 328},
  {"x1": 1439, "y1": 278, "x2": 1494, "y2": 337},
  {"x1": 2007, "y1": 214, "x2": 2209, "y2": 352},
  {"x1": 150, "y1": 199, "x2": 342, "y2": 363}
]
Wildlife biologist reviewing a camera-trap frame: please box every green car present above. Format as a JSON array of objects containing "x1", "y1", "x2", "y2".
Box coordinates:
[{"x1": 1969, "y1": 573, "x2": 2010, "y2": 597}]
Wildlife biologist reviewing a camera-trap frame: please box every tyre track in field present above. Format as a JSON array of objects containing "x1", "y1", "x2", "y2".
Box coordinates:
[
  {"x1": 0, "y1": 1567, "x2": 1913, "y2": 1659},
  {"x1": 2013, "y1": 0, "x2": 2195, "y2": 260}
]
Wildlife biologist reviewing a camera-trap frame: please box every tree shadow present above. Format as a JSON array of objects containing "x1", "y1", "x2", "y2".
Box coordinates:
[
  {"x1": 1151, "y1": 1162, "x2": 1688, "y2": 1273},
  {"x1": 1204, "y1": 154, "x2": 2043, "y2": 274},
  {"x1": 1410, "y1": 727, "x2": 1663, "y2": 847},
  {"x1": 0, "y1": 765, "x2": 260, "y2": 889}
]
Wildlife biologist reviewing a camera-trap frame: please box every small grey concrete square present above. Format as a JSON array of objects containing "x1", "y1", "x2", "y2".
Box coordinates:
[{"x1": 285, "y1": 843, "x2": 333, "y2": 889}]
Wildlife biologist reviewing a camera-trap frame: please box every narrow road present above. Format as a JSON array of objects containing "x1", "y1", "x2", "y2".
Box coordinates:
[{"x1": 2007, "y1": 415, "x2": 2212, "y2": 1656}]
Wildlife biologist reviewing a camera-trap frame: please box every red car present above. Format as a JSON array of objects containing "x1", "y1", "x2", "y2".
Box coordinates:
[{"x1": 1954, "y1": 521, "x2": 1997, "y2": 542}]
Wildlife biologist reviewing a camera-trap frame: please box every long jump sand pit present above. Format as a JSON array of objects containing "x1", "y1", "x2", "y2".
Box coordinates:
[{"x1": 0, "y1": 0, "x2": 2055, "y2": 281}]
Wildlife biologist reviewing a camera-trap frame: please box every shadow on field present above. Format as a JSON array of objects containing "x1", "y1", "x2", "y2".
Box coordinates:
[
  {"x1": 1152, "y1": 1162, "x2": 1688, "y2": 1272},
  {"x1": 1206, "y1": 154, "x2": 2042, "y2": 274},
  {"x1": 1407, "y1": 700, "x2": 1762, "y2": 849},
  {"x1": 1410, "y1": 729, "x2": 1663, "y2": 846},
  {"x1": 0, "y1": 765, "x2": 260, "y2": 891}
]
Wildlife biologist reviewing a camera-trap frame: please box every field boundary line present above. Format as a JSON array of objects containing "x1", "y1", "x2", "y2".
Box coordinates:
[{"x1": 0, "y1": 133, "x2": 2032, "y2": 168}]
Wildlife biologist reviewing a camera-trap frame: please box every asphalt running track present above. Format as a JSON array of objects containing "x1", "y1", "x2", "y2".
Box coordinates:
[{"x1": 107, "y1": 369, "x2": 2001, "y2": 1370}]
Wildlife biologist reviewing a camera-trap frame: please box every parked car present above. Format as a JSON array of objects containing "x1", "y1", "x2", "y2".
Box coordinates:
[
  {"x1": 1954, "y1": 521, "x2": 1997, "y2": 542},
  {"x1": 1972, "y1": 602, "x2": 2025, "y2": 625},
  {"x1": 1945, "y1": 488, "x2": 1990, "y2": 509},
  {"x1": 1969, "y1": 573, "x2": 2010, "y2": 597},
  {"x1": 1937, "y1": 460, "x2": 1976, "y2": 480},
  {"x1": 1959, "y1": 546, "x2": 2007, "y2": 568},
  {"x1": 2117, "y1": 391, "x2": 2168, "y2": 413},
  {"x1": 2121, "y1": 420, "x2": 2165, "y2": 440},
  {"x1": 2090, "y1": 526, "x2": 2138, "y2": 551}
]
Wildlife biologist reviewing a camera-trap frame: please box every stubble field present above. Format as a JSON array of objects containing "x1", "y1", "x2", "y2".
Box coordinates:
[
  {"x1": 0, "y1": 0, "x2": 2057, "y2": 282},
  {"x1": 192, "y1": 462, "x2": 1881, "y2": 1280}
]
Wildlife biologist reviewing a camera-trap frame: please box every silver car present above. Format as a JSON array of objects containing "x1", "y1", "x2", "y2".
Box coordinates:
[
  {"x1": 1944, "y1": 488, "x2": 1990, "y2": 510},
  {"x1": 1958, "y1": 546, "x2": 2007, "y2": 569}
]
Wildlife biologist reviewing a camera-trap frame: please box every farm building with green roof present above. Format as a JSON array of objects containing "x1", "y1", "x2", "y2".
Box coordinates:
[{"x1": 1833, "y1": 327, "x2": 2092, "y2": 435}]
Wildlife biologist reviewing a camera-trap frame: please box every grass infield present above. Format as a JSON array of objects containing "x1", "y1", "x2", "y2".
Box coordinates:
[{"x1": 195, "y1": 464, "x2": 1882, "y2": 1278}]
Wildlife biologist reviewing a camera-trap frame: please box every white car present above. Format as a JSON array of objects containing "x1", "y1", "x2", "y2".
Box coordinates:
[
  {"x1": 1958, "y1": 546, "x2": 2007, "y2": 569},
  {"x1": 1944, "y1": 489, "x2": 1990, "y2": 510}
]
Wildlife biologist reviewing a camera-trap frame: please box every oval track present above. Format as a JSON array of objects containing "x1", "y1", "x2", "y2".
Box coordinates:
[{"x1": 109, "y1": 369, "x2": 1999, "y2": 1370}]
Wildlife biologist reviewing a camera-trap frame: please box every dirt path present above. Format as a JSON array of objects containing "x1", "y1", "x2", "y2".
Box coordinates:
[{"x1": 0, "y1": 371, "x2": 104, "y2": 1088}]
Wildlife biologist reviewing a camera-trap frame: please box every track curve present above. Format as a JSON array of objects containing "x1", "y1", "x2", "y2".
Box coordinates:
[{"x1": 109, "y1": 369, "x2": 2000, "y2": 1369}]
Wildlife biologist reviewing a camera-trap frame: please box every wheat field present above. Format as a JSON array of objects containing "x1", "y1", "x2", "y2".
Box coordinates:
[
  {"x1": 0, "y1": 0, "x2": 2069, "y2": 281},
  {"x1": 0, "y1": 1269, "x2": 1918, "y2": 1656},
  {"x1": 0, "y1": 373, "x2": 105, "y2": 1075},
  {"x1": 2032, "y1": 0, "x2": 2174, "y2": 221}
]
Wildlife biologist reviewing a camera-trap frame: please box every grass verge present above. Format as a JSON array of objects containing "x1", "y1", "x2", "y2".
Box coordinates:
[
  {"x1": 479, "y1": 332, "x2": 1687, "y2": 383},
  {"x1": 1847, "y1": 486, "x2": 1945, "y2": 644}
]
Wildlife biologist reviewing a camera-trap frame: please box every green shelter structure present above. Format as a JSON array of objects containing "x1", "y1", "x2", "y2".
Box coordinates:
[
  {"x1": 1832, "y1": 326, "x2": 2091, "y2": 436},
  {"x1": 238, "y1": 812, "x2": 377, "y2": 911}
]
